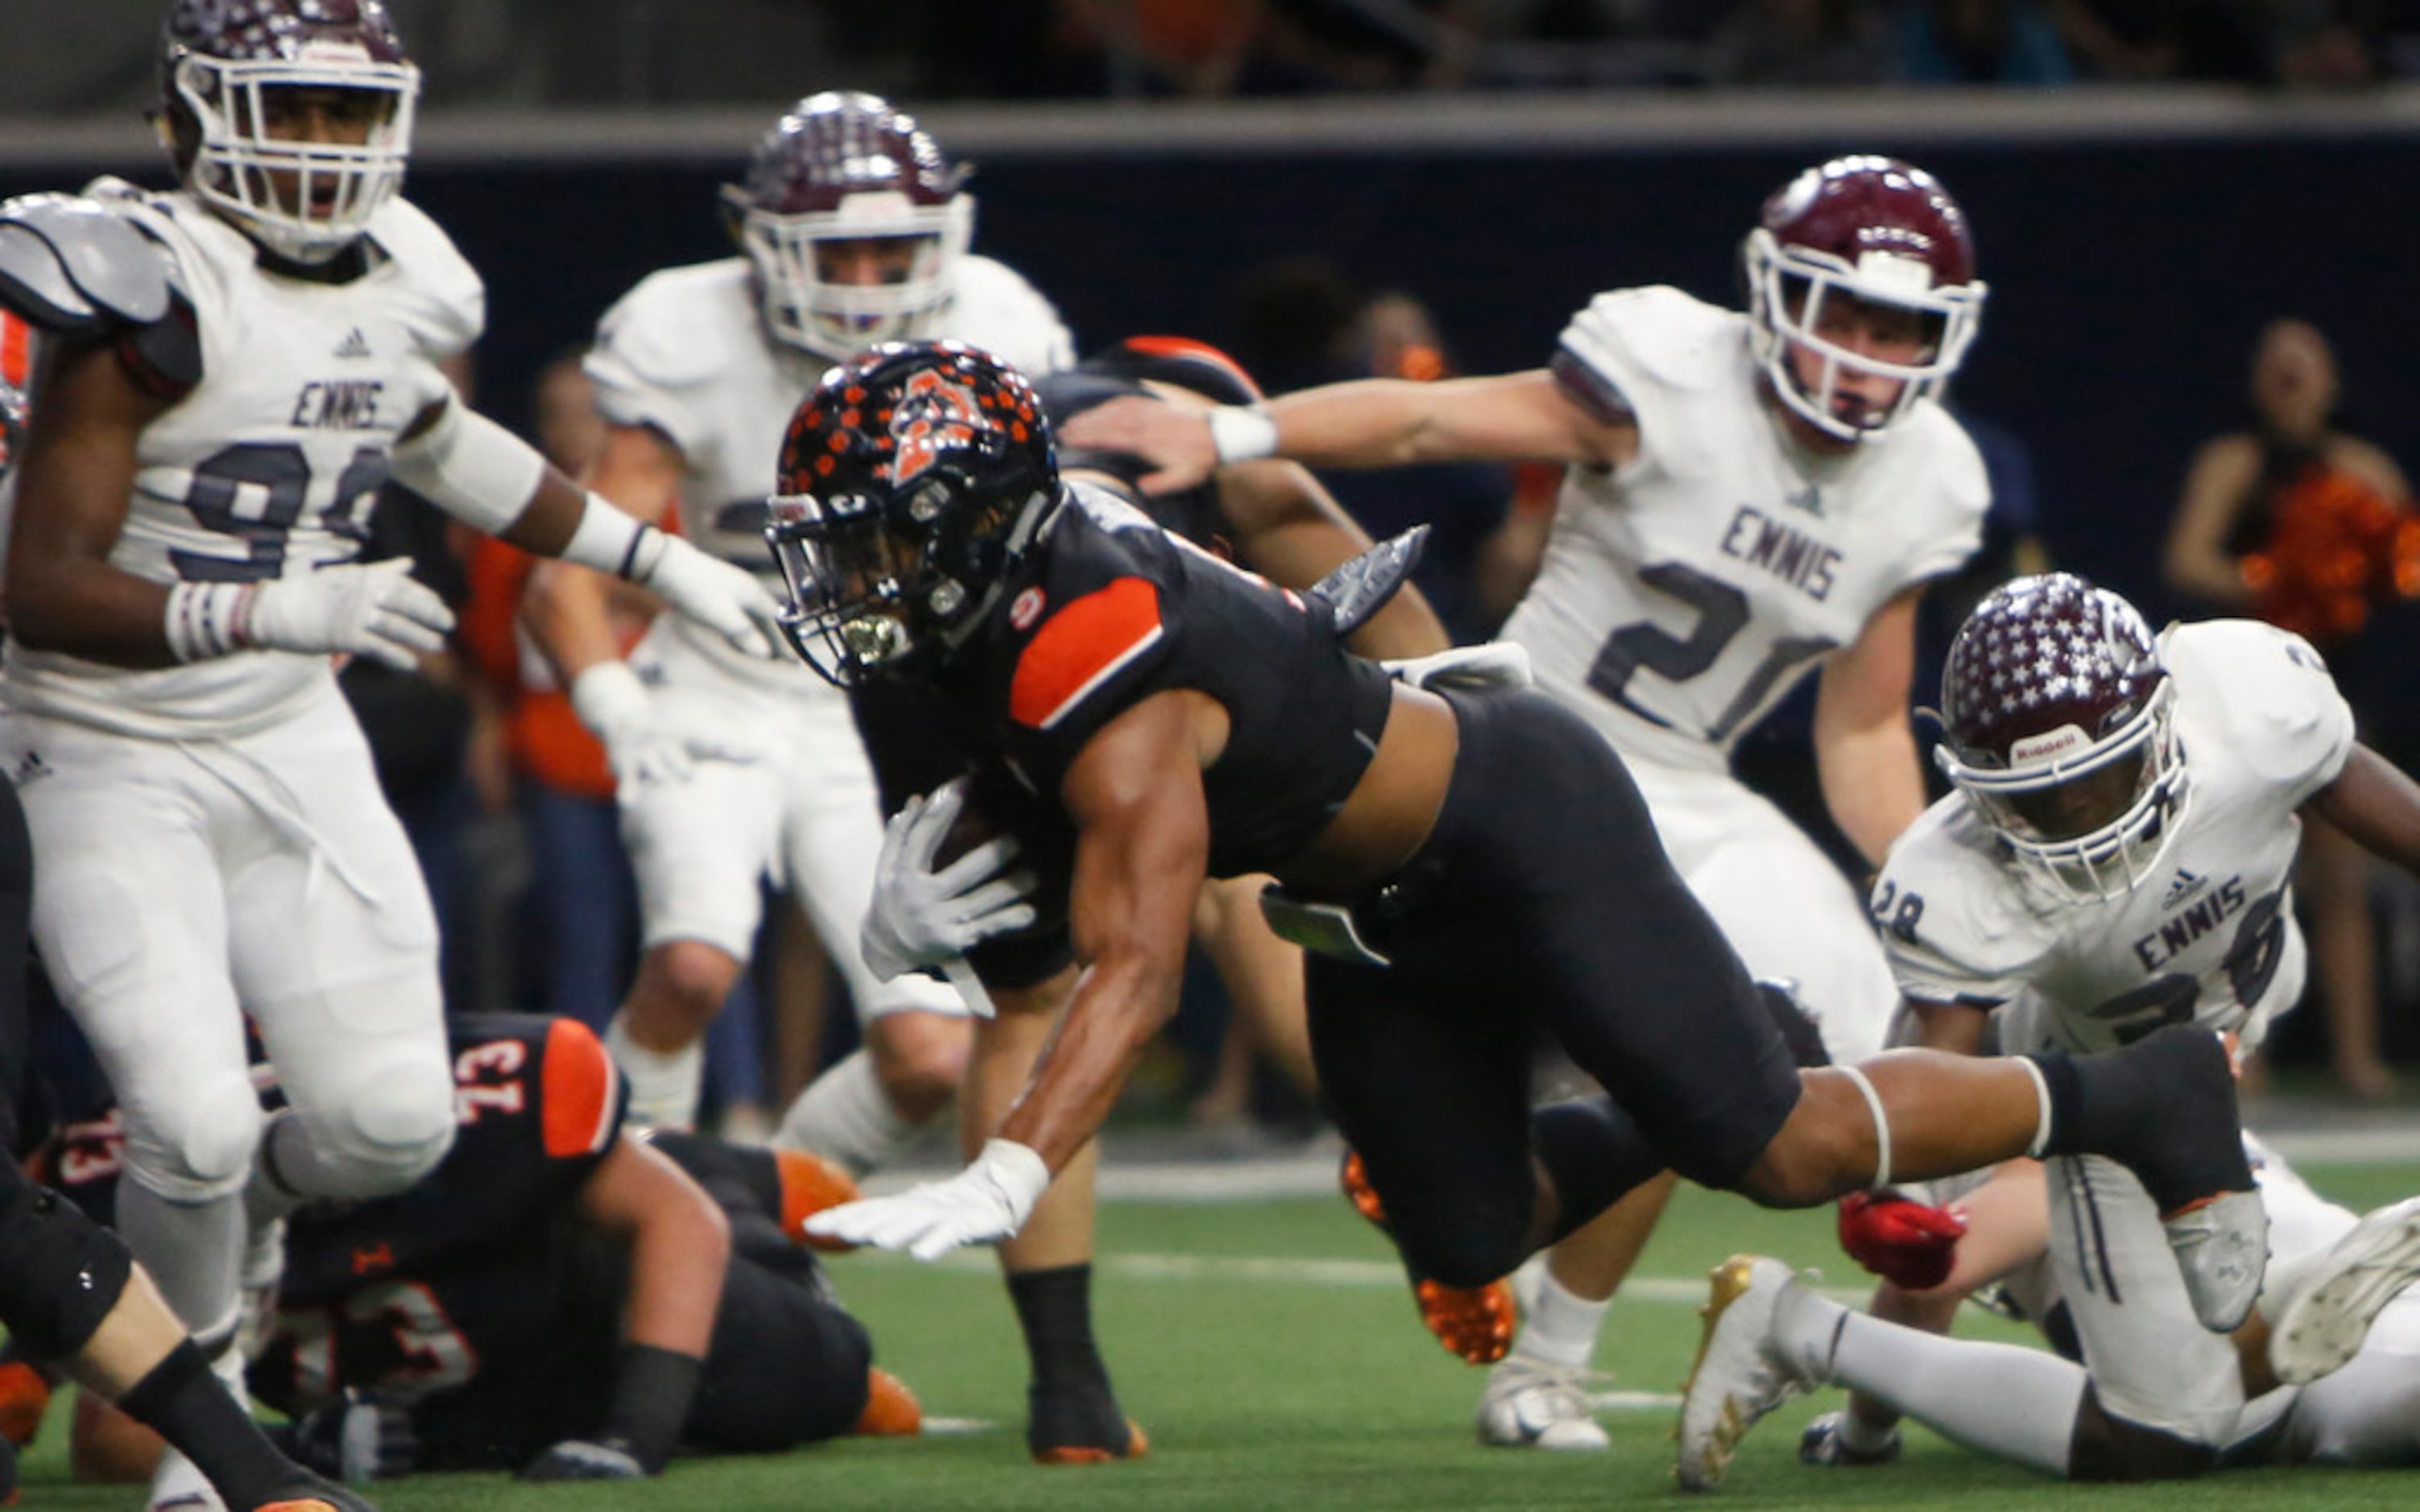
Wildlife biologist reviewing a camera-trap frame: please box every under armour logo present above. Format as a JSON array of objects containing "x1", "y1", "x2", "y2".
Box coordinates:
[
  {"x1": 2162, "y1": 868, "x2": 2207, "y2": 908},
  {"x1": 332, "y1": 326, "x2": 374, "y2": 360}
]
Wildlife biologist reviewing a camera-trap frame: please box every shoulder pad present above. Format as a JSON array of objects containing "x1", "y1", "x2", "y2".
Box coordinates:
[
  {"x1": 592, "y1": 262, "x2": 755, "y2": 393},
  {"x1": 0, "y1": 192, "x2": 180, "y2": 334},
  {"x1": 1562, "y1": 286, "x2": 1740, "y2": 396}
]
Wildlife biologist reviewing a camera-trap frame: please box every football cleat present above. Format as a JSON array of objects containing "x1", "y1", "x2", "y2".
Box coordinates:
[
  {"x1": 2269, "y1": 1195, "x2": 2420, "y2": 1385},
  {"x1": 775, "y1": 1147, "x2": 865, "y2": 1254},
  {"x1": 0, "y1": 1358, "x2": 52, "y2": 1448},
  {"x1": 1027, "y1": 1382, "x2": 1147, "y2": 1465},
  {"x1": 1797, "y1": 1409, "x2": 1902, "y2": 1467},
  {"x1": 1474, "y1": 1356, "x2": 1611, "y2": 1452},
  {"x1": 1676, "y1": 1255, "x2": 1812, "y2": 1492},
  {"x1": 2159, "y1": 1190, "x2": 2269, "y2": 1336},
  {"x1": 258, "y1": 1488, "x2": 379, "y2": 1512},
  {"x1": 854, "y1": 1367, "x2": 924, "y2": 1437},
  {"x1": 1341, "y1": 1151, "x2": 1519, "y2": 1365}
]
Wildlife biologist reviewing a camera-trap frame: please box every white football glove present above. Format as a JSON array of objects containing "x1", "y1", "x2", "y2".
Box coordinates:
[
  {"x1": 862, "y1": 778, "x2": 1038, "y2": 982},
  {"x1": 630, "y1": 530, "x2": 784, "y2": 660},
  {"x1": 570, "y1": 662, "x2": 757, "y2": 788},
  {"x1": 1380, "y1": 641, "x2": 1533, "y2": 692},
  {"x1": 803, "y1": 1138, "x2": 1051, "y2": 1260},
  {"x1": 242, "y1": 558, "x2": 455, "y2": 672}
]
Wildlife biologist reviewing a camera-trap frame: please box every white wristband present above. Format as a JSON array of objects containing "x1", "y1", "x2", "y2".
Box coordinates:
[
  {"x1": 975, "y1": 1138, "x2": 1052, "y2": 1225},
  {"x1": 558, "y1": 492, "x2": 667, "y2": 582},
  {"x1": 1206, "y1": 404, "x2": 1280, "y2": 465},
  {"x1": 163, "y1": 581, "x2": 252, "y2": 663}
]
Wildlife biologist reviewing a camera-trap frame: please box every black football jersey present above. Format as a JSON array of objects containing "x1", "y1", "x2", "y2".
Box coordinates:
[
  {"x1": 247, "y1": 1012, "x2": 626, "y2": 1415},
  {"x1": 949, "y1": 481, "x2": 1395, "y2": 879}
]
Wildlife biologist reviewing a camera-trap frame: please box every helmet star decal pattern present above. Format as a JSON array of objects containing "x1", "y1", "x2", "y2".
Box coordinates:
[
  {"x1": 1936, "y1": 574, "x2": 2186, "y2": 903},
  {"x1": 159, "y1": 0, "x2": 419, "y2": 264},
  {"x1": 718, "y1": 93, "x2": 974, "y2": 358}
]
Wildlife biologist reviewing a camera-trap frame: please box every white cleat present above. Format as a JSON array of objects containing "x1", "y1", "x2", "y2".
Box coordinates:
[
  {"x1": 2162, "y1": 1189, "x2": 2269, "y2": 1333},
  {"x1": 1676, "y1": 1255, "x2": 1810, "y2": 1492},
  {"x1": 2269, "y1": 1196, "x2": 2420, "y2": 1385},
  {"x1": 1474, "y1": 1356, "x2": 1611, "y2": 1452}
]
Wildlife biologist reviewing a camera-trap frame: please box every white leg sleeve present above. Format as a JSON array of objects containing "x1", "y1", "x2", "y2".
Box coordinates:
[
  {"x1": 115, "y1": 1183, "x2": 245, "y2": 1343},
  {"x1": 774, "y1": 1047, "x2": 922, "y2": 1178},
  {"x1": 1777, "y1": 1285, "x2": 2085, "y2": 1477},
  {"x1": 607, "y1": 1010, "x2": 705, "y2": 1130}
]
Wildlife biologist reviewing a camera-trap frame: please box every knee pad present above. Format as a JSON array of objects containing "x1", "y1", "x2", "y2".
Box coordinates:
[
  {"x1": 300, "y1": 1055, "x2": 457, "y2": 1198},
  {"x1": 0, "y1": 1172, "x2": 132, "y2": 1358},
  {"x1": 124, "y1": 1075, "x2": 264, "y2": 1204},
  {"x1": 1381, "y1": 1187, "x2": 1529, "y2": 1291}
]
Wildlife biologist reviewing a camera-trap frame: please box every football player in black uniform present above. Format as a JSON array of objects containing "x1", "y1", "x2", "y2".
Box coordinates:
[
  {"x1": 771, "y1": 345, "x2": 2269, "y2": 1444},
  {"x1": 50, "y1": 1012, "x2": 883, "y2": 1485}
]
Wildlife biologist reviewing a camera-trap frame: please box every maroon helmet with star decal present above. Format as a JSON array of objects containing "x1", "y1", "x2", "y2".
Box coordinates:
[
  {"x1": 1743, "y1": 155, "x2": 1986, "y2": 443},
  {"x1": 763, "y1": 341, "x2": 1057, "y2": 687},
  {"x1": 158, "y1": 0, "x2": 419, "y2": 264},
  {"x1": 1935, "y1": 572, "x2": 2187, "y2": 901},
  {"x1": 719, "y1": 92, "x2": 974, "y2": 358}
]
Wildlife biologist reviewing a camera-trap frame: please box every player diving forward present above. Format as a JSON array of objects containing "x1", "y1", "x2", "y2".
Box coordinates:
[
  {"x1": 1064, "y1": 154, "x2": 1993, "y2": 1447},
  {"x1": 761, "y1": 345, "x2": 2263, "y2": 1389},
  {"x1": 1678, "y1": 571, "x2": 2420, "y2": 1486}
]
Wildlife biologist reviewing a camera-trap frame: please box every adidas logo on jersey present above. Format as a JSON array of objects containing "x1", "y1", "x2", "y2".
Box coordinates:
[
  {"x1": 1782, "y1": 484, "x2": 1825, "y2": 517},
  {"x1": 333, "y1": 327, "x2": 374, "y2": 360},
  {"x1": 2162, "y1": 868, "x2": 2207, "y2": 908},
  {"x1": 9, "y1": 750, "x2": 48, "y2": 787}
]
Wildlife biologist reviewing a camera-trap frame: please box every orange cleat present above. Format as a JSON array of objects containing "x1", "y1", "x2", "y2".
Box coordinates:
[
  {"x1": 0, "y1": 1361, "x2": 50, "y2": 1448},
  {"x1": 1342, "y1": 1150, "x2": 1519, "y2": 1365},
  {"x1": 853, "y1": 1367, "x2": 924, "y2": 1437},
  {"x1": 1027, "y1": 1382, "x2": 1147, "y2": 1465},
  {"x1": 775, "y1": 1147, "x2": 864, "y2": 1253}
]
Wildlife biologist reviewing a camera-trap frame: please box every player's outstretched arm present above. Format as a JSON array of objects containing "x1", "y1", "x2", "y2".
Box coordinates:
[
  {"x1": 808, "y1": 692, "x2": 1214, "y2": 1258},
  {"x1": 1062, "y1": 370, "x2": 1627, "y2": 495},
  {"x1": 392, "y1": 397, "x2": 783, "y2": 659}
]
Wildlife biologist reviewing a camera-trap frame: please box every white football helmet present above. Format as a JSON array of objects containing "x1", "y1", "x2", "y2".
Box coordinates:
[
  {"x1": 158, "y1": 0, "x2": 419, "y2": 265},
  {"x1": 721, "y1": 93, "x2": 974, "y2": 360}
]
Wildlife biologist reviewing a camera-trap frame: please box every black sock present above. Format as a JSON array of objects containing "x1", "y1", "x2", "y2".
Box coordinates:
[
  {"x1": 2029, "y1": 1028, "x2": 2249, "y2": 1212},
  {"x1": 115, "y1": 1341, "x2": 308, "y2": 1511},
  {"x1": 1007, "y1": 1264, "x2": 1110, "y2": 1394}
]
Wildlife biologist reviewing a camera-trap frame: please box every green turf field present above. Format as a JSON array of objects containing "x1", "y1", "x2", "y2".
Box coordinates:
[{"x1": 19, "y1": 1159, "x2": 2420, "y2": 1510}]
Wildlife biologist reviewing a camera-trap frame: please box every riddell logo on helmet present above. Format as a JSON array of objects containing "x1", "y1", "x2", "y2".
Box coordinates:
[
  {"x1": 2010, "y1": 725, "x2": 2088, "y2": 764},
  {"x1": 890, "y1": 368, "x2": 980, "y2": 486}
]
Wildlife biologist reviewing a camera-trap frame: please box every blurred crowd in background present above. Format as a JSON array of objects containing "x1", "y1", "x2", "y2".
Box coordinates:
[{"x1": 4, "y1": 2, "x2": 2418, "y2": 116}]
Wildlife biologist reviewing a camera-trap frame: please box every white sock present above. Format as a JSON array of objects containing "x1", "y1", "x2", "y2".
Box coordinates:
[
  {"x1": 774, "y1": 1047, "x2": 925, "y2": 1178},
  {"x1": 1507, "y1": 1259, "x2": 1611, "y2": 1369},
  {"x1": 1781, "y1": 1287, "x2": 2085, "y2": 1476},
  {"x1": 606, "y1": 1009, "x2": 704, "y2": 1130},
  {"x1": 115, "y1": 1184, "x2": 243, "y2": 1340}
]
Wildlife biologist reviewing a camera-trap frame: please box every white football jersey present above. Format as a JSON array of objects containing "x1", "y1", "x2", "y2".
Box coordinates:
[
  {"x1": 1504, "y1": 286, "x2": 1988, "y2": 775},
  {"x1": 1875, "y1": 620, "x2": 2356, "y2": 1055},
  {"x1": 583, "y1": 254, "x2": 1072, "y2": 689},
  {"x1": 3, "y1": 182, "x2": 480, "y2": 740}
]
